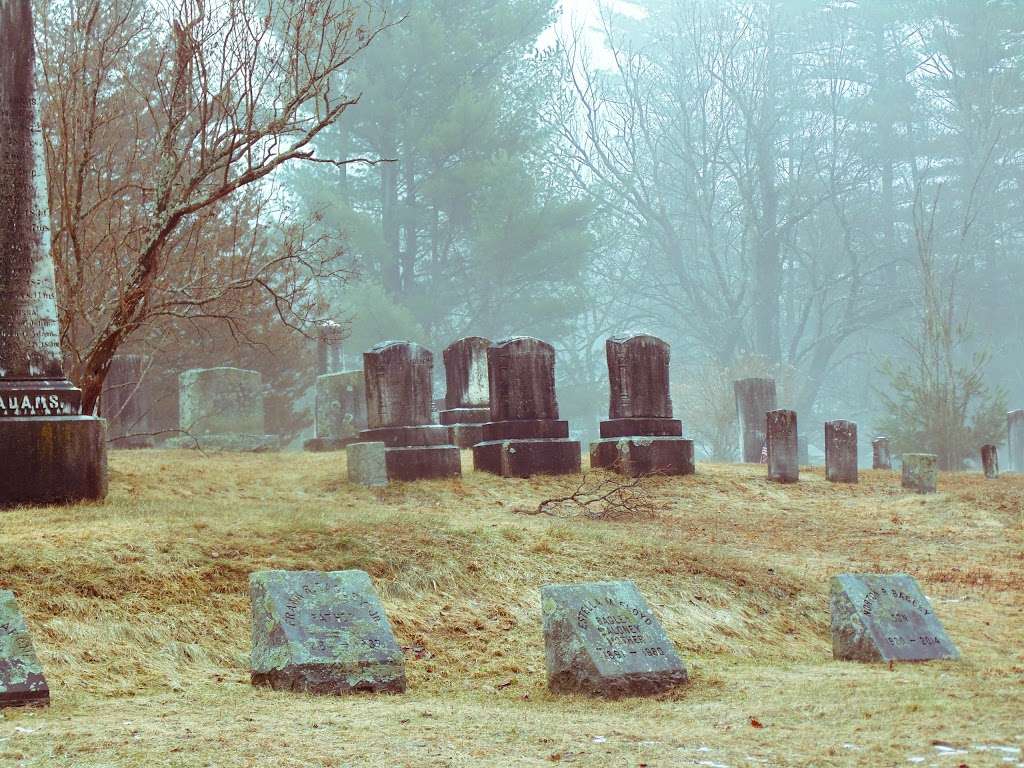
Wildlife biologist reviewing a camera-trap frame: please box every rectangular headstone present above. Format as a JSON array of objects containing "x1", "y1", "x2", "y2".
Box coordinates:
[
  {"x1": 830, "y1": 573, "x2": 959, "y2": 662},
  {"x1": 541, "y1": 580, "x2": 687, "y2": 698},
  {"x1": 0, "y1": 590, "x2": 49, "y2": 708},
  {"x1": 250, "y1": 569, "x2": 406, "y2": 694}
]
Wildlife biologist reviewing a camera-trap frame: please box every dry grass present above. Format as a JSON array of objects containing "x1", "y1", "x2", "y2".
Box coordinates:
[{"x1": 0, "y1": 452, "x2": 1021, "y2": 767}]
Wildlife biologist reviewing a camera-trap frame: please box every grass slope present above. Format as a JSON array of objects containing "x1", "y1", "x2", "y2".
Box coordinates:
[{"x1": 0, "y1": 451, "x2": 1021, "y2": 767}]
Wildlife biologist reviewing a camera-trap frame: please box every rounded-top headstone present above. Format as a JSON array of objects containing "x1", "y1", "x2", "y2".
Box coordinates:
[
  {"x1": 443, "y1": 336, "x2": 491, "y2": 410},
  {"x1": 487, "y1": 337, "x2": 559, "y2": 422},
  {"x1": 363, "y1": 341, "x2": 434, "y2": 429},
  {"x1": 178, "y1": 367, "x2": 264, "y2": 436},
  {"x1": 606, "y1": 335, "x2": 673, "y2": 420}
]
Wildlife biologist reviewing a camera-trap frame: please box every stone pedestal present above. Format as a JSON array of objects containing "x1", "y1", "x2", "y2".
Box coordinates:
[
  {"x1": 439, "y1": 337, "x2": 491, "y2": 448},
  {"x1": 0, "y1": 417, "x2": 108, "y2": 506},
  {"x1": 981, "y1": 444, "x2": 999, "y2": 479},
  {"x1": 734, "y1": 378, "x2": 777, "y2": 463},
  {"x1": 1008, "y1": 410, "x2": 1024, "y2": 473},
  {"x1": 168, "y1": 367, "x2": 279, "y2": 451},
  {"x1": 590, "y1": 335, "x2": 692, "y2": 476},
  {"x1": 872, "y1": 437, "x2": 892, "y2": 470},
  {"x1": 358, "y1": 341, "x2": 460, "y2": 481},
  {"x1": 305, "y1": 370, "x2": 366, "y2": 452},
  {"x1": 473, "y1": 337, "x2": 580, "y2": 477},
  {"x1": 100, "y1": 354, "x2": 153, "y2": 448},
  {"x1": 766, "y1": 409, "x2": 798, "y2": 483},
  {"x1": 316, "y1": 320, "x2": 345, "y2": 375},
  {"x1": 825, "y1": 420, "x2": 858, "y2": 483},
  {"x1": 901, "y1": 454, "x2": 938, "y2": 494}
]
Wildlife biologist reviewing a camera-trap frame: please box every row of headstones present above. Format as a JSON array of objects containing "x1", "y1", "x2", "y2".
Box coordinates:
[{"x1": 1, "y1": 569, "x2": 958, "y2": 707}]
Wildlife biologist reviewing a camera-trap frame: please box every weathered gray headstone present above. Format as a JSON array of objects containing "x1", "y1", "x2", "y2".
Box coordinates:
[
  {"x1": 591, "y1": 335, "x2": 693, "y2": 476},
  {"x1": 305, "y1": 370, "x2": 366, "y2": 452},
  {"x1": 1008, "y1": 410, "x2": 1024, "y2": 473},
  {"x1": 474, "y1": 337, "x2": 581, "y2": 477},
  {"x1": 981, "y1": 444, "x2": 999, "y2": 480},
  {"x1": 359, "y1": 342, "x2": 460, "y2": 481},
  {"x1": 169, "y1": 367, "x2": 277, "y2": 451},
  {"x1": 798, "y1": 434, "x2": 809, "y2": 466},
  {"x1": 0, "y1": 590, "x2": 48, "y2": 707},
  {"x1": 0, "y1": 0, "x2": 107, "y2": 505},
  {"x1": 901, "y1": 453, "x2": 938, "y2": 494},
  {"x1": 830, "y1": 573, "x2": 959, "y2": 662},
  {"x1": 734, "y1": 378, "x2": 777, "y2": 463},
  {"x1": 100, "y1": 354, "x2": 153, "y2": 448},
  {"x1": 825, "y1": 420, "x2": 858, "y2": 483},
  {"x1": 766, "y1": 409, "x2": 798, "y2": 483},
  {"x1": 439, "y1": 336, "x2": 491, "y2": 448},
  {"x1": 250, "y1": 569, "x2": 406, "y2": 694},
  {"x1": 541, "y1": 580, "x2": 688, "y2": 698},
  {"x1": 316, "y1": 320, "x2": 345, "y2": 375},
  {"x1": 872, "y1": 436, "x2": 892, "y2": 470},
  {"x1": 346, "y1": 441, "x2": 388, "y2": 487}
]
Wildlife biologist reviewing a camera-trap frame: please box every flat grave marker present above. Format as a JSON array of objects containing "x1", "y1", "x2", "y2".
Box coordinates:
[{"x1": 0, "y1": 590, "x2": 49, "y2": 708}]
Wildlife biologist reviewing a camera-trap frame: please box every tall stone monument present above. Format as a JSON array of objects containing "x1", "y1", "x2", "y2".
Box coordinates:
[
  {"x1": 825, "y1": 420, "x2": 858, "y2": 483},
  {"x1": 1008, "y1": 410, "x2": 1024, "y2": 473},
  {"x1": 100, "y1": 354, "x2": 153, "y2": 449},
  {"x1": 170, "y1": 367, "x2": 278, "y2": 451},
  {"x1": 981, "y1": 444, "x2": 999, "y2": 480},
  {"x1": 734, "y1": 378, "x2": 777, "y2": 463},
  {"x1": 0, "y1": 0, "x2": 107, "y2": 505},
  {"x1": 473, "y1": 337, "x2": 581, "y2": 477},
  {"x1": 316, "y1": 320, "x2": 345, "y2": 375},
  {"x1": 358, "y1": 341, "x2": 460, "y2": 481},
  {"x1": 439, "y1": 336, "x2": 491, "y2": 448},
  {"x1": 590, "y1": 335, "x2": 694, "y2": 476},
  {"x1": 305, "y1": 370, "x2": 366, "y2": 452},
  {"x1": 766, "y1": 409, "x2": 798, "y2": 483},
  {"x1": 872, "y1": 436, "x2": 892, "y2": 470}
]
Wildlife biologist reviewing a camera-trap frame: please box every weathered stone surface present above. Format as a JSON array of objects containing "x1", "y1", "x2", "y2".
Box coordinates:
[
  {"x1": 385, "y1": 445, "x2": 461, "y2": 481},
  {"x1": 541, "y1": 580, "x2": 688, "y2": 698},
  {"x1": 766, "y1": 409, "x2": 798, "y2": 483},
  {"x1": 599, "y1": 418, "x2": 682, "y2": 439},
  {"x1": 474, "y1": 439, "x2": 581, "y2": 478},
  {"x1": 347, "y1": 442, "x2": 388, "y2": 487},
  {"x1": 363, "y1": 342, "x2": 433, "y2": 429},
  {"x1": 100, "y1": 354, "x2": 153, "y2": 448},
  {"x1": 606, "y1": 335, "x2": 673, "y2": 420},
  {"x1": 902, "y1": 453, "x2": 938, "y2": 494},
  {"x1": 734, "y1": 378, "x2": 777, "y2": 463},
  {"x1": 0, "y1": 416, "x2": 108, "y2": 505},
  {"x1": 313, "y1": 371, "x2": 366, "y2": 445},
  {"x1": 830, "y1": 573, "x2": 959, "y2": 662},
  {"x1": 250, "y1": 570, "x2": 405, "y2": 694},
  {"x1": 798, "y1": 435, "x2": 809, "y2": 466},
  {"x1": 825, "y1": 420, "x2": 858, "y2": 483},
  {"x1": 439, "y1": 407, "x2": 490, "y2": 426},
  {"x1": 0, "y1": 590, "x2": 48, "y2": 708},
  {"x1": 316, "y1": 320, "x2": 346, "y2": 375},
  {"x1": 487, "y1": 337, "x2": 558, "y2": 422},
  {"x1": 981, "y1": 444, "x2": 999, "y2": 479},
  {"x1": 359, "y1": 425, "x2": 451, "y2": 448},
  {"x1": 448, "y1": 423, "x2": 486, "y2": 449},
  {"x1": 590, "y1": 437, "x2": 694, "y2": 477},
  {"x1": 483, "y1": 419, "x2": 570, "y2": 441},
  {"x1": 872, "y1": 437, "x2": 892, "y2": 470},
  {"x1": 179, "y1": 367, "x2": 264, "y2": 436},
  {"x1": 1008, "y1": 410, "x2": 1024, "y2": 473},
  {"x1": 443, "y1": 337, "x2": 491, "y2": 410}
]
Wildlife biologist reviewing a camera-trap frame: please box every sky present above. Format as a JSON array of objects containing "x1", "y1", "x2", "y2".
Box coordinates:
[{"x1": 538, "y1": 0, "x2": 647, "y2": 68}]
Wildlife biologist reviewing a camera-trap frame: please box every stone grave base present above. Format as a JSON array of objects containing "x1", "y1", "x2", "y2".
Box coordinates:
[
  {"x1": 251, "y1": 662, "x2": 406, "y2": 695},
  {"x1": 599, "y1": 418, "x2": 682, "y2": 439},
  {"x1": 347, "y1": 442, "x2": 388, "y2": 486},
  {"x1": 303, "y1": 436, "x2": 359, "y2": 453},
  {"x1": 590, "y1": 436, "x2": 694, "y2": 477},
  {"x1": 110, "y1": 436, "x2": 154, "y2": 450},
  {"x1": 448, "y1": 423, "x2": 486, "y2": 449},
  {"x1": 0, "y1": 417, "x2": 108, "y2": 506},
  {"x1": 164, "y1": 433, "x2": 281, "y2": 452},
  {"x1": 473, "y1": 439, "x2": 581, "y2": 478},
  {"x1": 360, "y1": 425, "x2": 450, "y2": 447},
  {"x1": 439, "y1": 407, "x2": 490, "y2": 426},
  {"x1": 385, "y1": 445, "x2": 462, "y2": 481}
]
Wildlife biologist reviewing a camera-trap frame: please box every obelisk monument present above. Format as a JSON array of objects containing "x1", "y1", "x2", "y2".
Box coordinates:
[{"x1": 0, "y1": 0, "x2": 107, "y2": 505}]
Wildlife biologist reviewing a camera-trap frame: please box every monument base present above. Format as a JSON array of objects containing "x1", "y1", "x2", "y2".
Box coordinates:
[
  {"x1": 599, "y1": 418, "x2": 682, "y2": 439},
  {"x1": 164, "y1": 434, "x2": 281, "y2": 452},
  {"x1": 360, "y1": 425, "x2": 450, "y2": 447},
  {"x1": 303, "y1": 436, "x2": 359, "y2": 453},
  {"x1": 0, "y1": 416, "x2": 108, "y2": 507},
  {"x1": 473, "y1": 439, "x2": 581, "y2": 478},
  {"x1": 448, "y1": 423, "x2": 485, "y2": 449},
  {"x1": 439, "y1": 407, "x2": 490, "y2": 426},
  {"x1": 385, "y1": 445, "x2": 462, "y2": 481},
  {"x1": 590, "y1": 436, "x2": 694, "y2": 477},
  {"x1": 252, "y1": 662, "x2": 406, "y2": 695}
]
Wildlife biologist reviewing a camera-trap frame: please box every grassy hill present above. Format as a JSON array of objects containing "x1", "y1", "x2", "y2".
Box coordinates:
[{"x1": 0, "y1": 451, "x2": 1021, "y2": 767}]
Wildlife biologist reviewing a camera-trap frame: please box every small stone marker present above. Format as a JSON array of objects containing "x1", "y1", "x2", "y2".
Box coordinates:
[
  {"x1": 1008, "y1": 410, "x2": 1024, "y2": 472},
  {"x1": 902, "y1": 453, "x2": 938, "y2": 494},
  {"x1": 872, "y1": 436, "x2": 892, "y2": 470},
  {"x1": 305, "y1": 370, "x2": 367, "y2": 452},
  {"x1": 346, "y1": 441, "x2": 388, "y2": 487},
  {"x1": 0, "y1": 591, "x2": 49, "y2": 708},
  {"x1": 981, "y1": 444, "x2": 999, "y2": 479},
  {"x1": 825, "y1": 420, "x2": 858, "y2": 483},
  {"x1": 734, "y1": 378, "x2": 777, "y2": 463},
  {"x1": 766, "y1": 409, "x2": 798, "y2": 483},
  {"x1": 439, "y1": 336, "x2": 492, "y2": 448},
  {"x1": 830, "y1": 573, "x2": 959, "y2": 662},
  {"x1": 170, "y1": 367, "x2": 278, "y2": 451},
  {"x1": 540, "y1": 580, "x2": 687, "y2": 698},
  {"x1": 250, "y1": 569, "x2": 406, "y2": 694}
]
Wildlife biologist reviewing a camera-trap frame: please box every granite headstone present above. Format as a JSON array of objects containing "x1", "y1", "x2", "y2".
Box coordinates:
[{"x1": 0, "y1": 590, "x2": 48, "y2": 707}]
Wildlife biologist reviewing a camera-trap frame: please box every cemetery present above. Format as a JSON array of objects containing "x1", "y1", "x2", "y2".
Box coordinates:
[{"x1": 1, "y1": 0, "x2": 1023, "y2": 765}]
